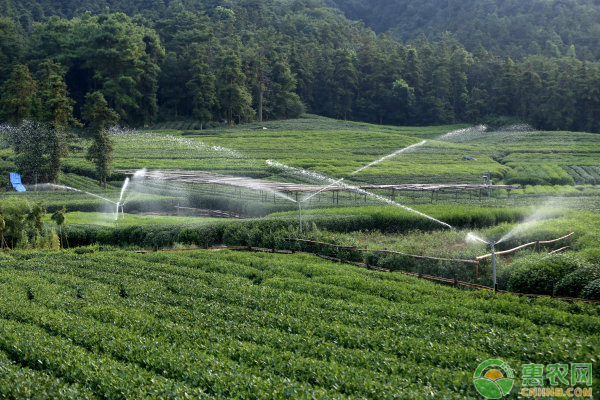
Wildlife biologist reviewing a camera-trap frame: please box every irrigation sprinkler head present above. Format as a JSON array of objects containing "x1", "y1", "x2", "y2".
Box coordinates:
[{"x1": 490, "y1": 241, "x2": 497, "y2": 292}]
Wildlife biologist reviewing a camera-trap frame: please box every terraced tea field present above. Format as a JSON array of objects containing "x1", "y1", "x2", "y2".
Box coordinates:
[{"x1": 0, "y1": 250, "x2": 597, "y2": 398}]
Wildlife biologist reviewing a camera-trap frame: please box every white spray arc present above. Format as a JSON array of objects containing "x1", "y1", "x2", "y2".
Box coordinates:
[
  {"x1": 351, "y1": 140, "x2": 427, "y2": 175},
  {"x1": 32, "y1": 183, "x2": 117, "y2": 206},
  {"x1": 268, "y1": 139, "x2": 453, "y2": 232},
  {"x1": 114, "y1": 177, "x2": 130, "y2": 224}
]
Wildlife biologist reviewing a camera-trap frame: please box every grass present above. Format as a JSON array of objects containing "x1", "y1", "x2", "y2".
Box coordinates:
[{"x1": 0, "y1": 249, "x2": 597, "y2": 398}]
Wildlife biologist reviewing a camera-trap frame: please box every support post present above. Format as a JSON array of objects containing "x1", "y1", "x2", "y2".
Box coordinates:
[
  {"x1": 492, "y1": 243, "x2": 497, "y2": 292},
  {"x1": 298, "y1": 203, "x2": 302, "y2": 233}
]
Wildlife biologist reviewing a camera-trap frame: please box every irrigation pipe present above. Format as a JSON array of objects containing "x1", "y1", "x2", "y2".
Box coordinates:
[{"x1": 476, "y1": 232, "x2": 574, "y2": 260}]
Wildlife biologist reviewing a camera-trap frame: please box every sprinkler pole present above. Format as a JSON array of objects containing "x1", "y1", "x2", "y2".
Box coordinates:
[
  {"x1": 298, "y1": 202, "x2": 303, "y2": 233},
  {"x1": 491, "y1": 241, "x2": 497, "y2": 292}
]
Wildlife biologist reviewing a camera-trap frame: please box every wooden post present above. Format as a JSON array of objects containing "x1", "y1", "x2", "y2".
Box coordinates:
[
  {"x1": 475, "y1": 262, "x2": 479, "y2": 281},
  {"x1": 431, "y1": 190, "x2": 434, "y2": 203},
  {"x1": 536, "y1": 241, "x2": 540, "y2": 253}
]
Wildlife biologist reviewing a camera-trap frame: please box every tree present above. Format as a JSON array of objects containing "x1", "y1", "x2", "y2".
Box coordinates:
[
  {"x1": 0, "y1": 16, "x2": 24, "y2": 83},
  {"x1": 0, "y1": 64, "x2": 36, "y2": 125},
  {"x1": 269, "y1": 59, "x2": 305, "y2": 119},
  {"x1": 186, "y1": 45, "x2": 216, "y2": 129},
  {"x1": 36, "y1": 59, "x2": 78, "y2": 183},
  {"x1": 9, "y1": 121, "x2": 56, "y2": 183},
  {"x1": 331, "y1": 49, "x2": 357, "y2": 120},
  {"x1": 50, "y1": 206, "x2": 66, "y2": 248},
  {"x1": 216, "y1": 52, "x2": 254, "y2": 125},
  {"x1": 82, "y1": 91, "x2": 118, "y2": 188}
]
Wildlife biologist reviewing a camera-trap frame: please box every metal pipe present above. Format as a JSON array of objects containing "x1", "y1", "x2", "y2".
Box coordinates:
[
  {"x1": 491, "y1": 242, "x2": 497, "y2": 292},
  {"x1": 298, "y1": 203, "x2": 303, "y2": 233}
]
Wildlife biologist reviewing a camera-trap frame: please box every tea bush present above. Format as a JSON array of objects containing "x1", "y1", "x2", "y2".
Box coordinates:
[
  {"x1": 507, "y1": 253, "x2": 583, "y2": 295},
  {"x1": 581, "y1": 278, "x2": 600, "y2": 300},
  {"x1": 554, "y1": 265, "x2": 600, "y2": 298},
  {"x1": 0, "y1": 250, "x2": 597, "y2": 398}
]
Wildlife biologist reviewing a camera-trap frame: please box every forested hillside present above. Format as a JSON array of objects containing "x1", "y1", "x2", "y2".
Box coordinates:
[
  {"x1": 0, "y1": 0, "x2": 599, "y2": 132},
  {"x1": 326, "y1": 0, "x2": 600, "y2": 61}
]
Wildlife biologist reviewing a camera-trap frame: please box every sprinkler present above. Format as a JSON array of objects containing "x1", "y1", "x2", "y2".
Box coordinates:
[
  {"x1": 115, "y1": 202, "x2": 121, "y2": 227},
  {"x1": 490, "y1": 241, "x2": 497, "y2": 292},
  {"x1": 298, "y1": 203, "x2": 302, "y2": 233}
]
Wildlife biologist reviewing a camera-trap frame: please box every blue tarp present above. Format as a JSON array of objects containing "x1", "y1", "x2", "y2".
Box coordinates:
[
  {"x1": 462, "y1": 156, "x2": 478, "y2": 161},
  {"x1": 9, "y1": 172, "x2": 26, "y2": 192}
]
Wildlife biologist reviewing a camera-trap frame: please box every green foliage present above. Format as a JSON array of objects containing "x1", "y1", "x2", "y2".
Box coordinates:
[
  {"x1": 327, "y1": 0, "x2": 600, "y2": 60},
  {"x1": 507, "y1": 253, "x2": 583, "y2": 295},
  {"x1": 82, "y1": 91, "x2": 118, "y2": 187},
  {"x1": 0, "y1": 16, "x2": 23, "y2": 83},
  {"x1": 0, "y1": 250, "x2": 596, "y2": 398},
  {"x1": 0, "y1": 64, "x2": 36, "y2": 125},
  {"x1": 504, "y1": 164, "x2": 575, "y2": 186},
  {"x1": 554, "y1": 265, "x2": 600, "y2": 298},
  {"x1": 1, "y1": 3, "x2": 599, "y2": 131},
  {"x1": 217, "y1": 52, "x2": 254, "y2": 125},
  {"x1": 8, "y1": 121, "x2": 66, "y2": 183},
  {"x1": 0, "y1": 197, "x2": 55, "y2": 249},
  {"x1": 581, "y1": 278, "x2": 600, "y2": 300}
]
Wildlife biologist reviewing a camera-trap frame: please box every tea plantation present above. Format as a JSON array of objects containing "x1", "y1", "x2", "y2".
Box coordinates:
[{"x1": 0, "y1": 250, "x2": 598, "y2": 399}]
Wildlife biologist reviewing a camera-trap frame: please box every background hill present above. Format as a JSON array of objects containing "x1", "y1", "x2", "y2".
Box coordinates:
[
  {"x1": 0, "y1": 0, "x2": 599, "y2": 132},
  {"x1": 325, "y1": 0, "x2": 600, "y2": 60}
]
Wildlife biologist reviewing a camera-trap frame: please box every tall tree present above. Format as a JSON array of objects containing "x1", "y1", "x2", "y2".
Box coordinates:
[
  {"x1": 268, "y1": 59, "x2": 304, "y2": 119},
  {"x1": 216, "y1": 52, "x2": 254, "y2": 125},
  {"x1": 186, "y1": 44, "x2": 216, "y2": 129},
  {"x1": 36, "y1": 59, "x2": 77, "y2": 183},
  {"x1": 0, "y1": 64, "x2": 36, "y2": 125},
  {"x1": 82, "y1": 91, "x2": 118, "y2": 188},
  {"x1": 331, "y1": 49, "x2": 357, "y2": 120},
  {"x1": 0, "y1": 16, "x2": 24, "y2": 83}
]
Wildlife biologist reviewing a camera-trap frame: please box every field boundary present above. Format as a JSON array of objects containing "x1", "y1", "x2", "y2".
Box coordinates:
[{"x1": 129, "y1": 244, "x2": 600, "y2": 304}]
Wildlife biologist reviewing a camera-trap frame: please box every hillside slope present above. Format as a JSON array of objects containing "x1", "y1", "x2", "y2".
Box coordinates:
[{"x1": 326, "y1": 0, "x2": 600, "y2": 60}]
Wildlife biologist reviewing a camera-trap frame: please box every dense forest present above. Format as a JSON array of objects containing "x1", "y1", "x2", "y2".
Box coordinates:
[
  {"x1": 0, "y1": 0, "x2": 599, "y2": 132},
  {"x1": 326, "y1": 0, "x2": 600, "y2": 61}
]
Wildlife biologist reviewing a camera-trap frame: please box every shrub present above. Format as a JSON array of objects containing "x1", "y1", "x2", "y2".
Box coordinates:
[
  {"x1": 504, "y1": 164, "x2": 575, "y2": 186},
  {"x1": 507, "y1": 253, "x2": 583, "y2": 295},
  {"x1": 554, "y1": 265, "x2": 600, "y2": 298},
  {"x1": 580, "y1": 278, "x2": 600, "y2": 301}
]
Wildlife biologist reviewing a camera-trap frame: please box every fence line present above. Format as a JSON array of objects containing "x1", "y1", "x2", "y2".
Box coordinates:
[
  {"x1": 476, "y1": 232, "x2": 574, "y2": 260},
  {"x1": 285, "y1": 237, "x2": 479, "y2": 265},
  {"x1": 128, "y1": 243, "x2": 598, "y2": 304}
]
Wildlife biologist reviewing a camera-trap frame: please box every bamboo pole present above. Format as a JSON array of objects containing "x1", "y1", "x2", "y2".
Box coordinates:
[{"x1": 476, "y1": 232, "x2": 574, "y2": 260}]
